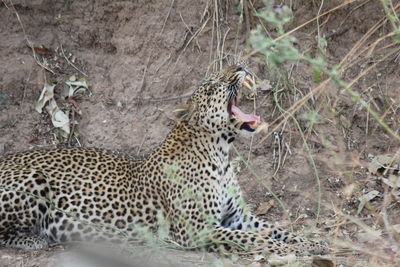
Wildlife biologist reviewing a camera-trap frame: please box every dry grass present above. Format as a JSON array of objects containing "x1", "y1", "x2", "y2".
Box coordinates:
[{"x1": 239, "y1": 0, "x2": 400, "y2": 266}]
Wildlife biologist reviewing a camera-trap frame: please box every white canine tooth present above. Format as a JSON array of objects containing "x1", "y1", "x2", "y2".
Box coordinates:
[
  {"x1": 242, "y1": 81, "x2": 251, "y2": 89},
  {"x1": 245, "y1": 76, "x2": 255, "y2": 85}
]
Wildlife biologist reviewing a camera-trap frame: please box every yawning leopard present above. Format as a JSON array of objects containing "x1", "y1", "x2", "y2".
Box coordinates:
[{"x1": 0, "y1": 63, "x2": 329, "y2": 258}]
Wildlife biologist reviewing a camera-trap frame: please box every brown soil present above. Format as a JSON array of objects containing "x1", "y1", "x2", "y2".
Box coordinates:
[{"x1": 1, "y1": 0, "x2": 399, "y2": 266}]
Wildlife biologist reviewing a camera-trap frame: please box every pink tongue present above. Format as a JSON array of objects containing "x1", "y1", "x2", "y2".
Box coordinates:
[{"x1": 231, "y1": 105, "x2": 261, "y2": 123}]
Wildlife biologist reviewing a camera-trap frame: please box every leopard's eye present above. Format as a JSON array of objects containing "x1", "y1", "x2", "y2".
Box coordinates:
[{"x1": 236, "y1": 66, "x2": 243, "y2": 72}]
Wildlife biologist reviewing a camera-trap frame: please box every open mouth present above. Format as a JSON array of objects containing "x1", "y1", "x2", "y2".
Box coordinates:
[{"x1": 228, "y1": 76, "x2": 261, "y2": 131}]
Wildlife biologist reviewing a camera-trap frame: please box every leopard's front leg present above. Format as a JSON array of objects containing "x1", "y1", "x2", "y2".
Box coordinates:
[
  {"x1": 228, "y1": 212, "x2": 329, "y2": 253},
  {"x1": 219, "y1": 171, "x2": 329, "y2": 255},
  {"x1": 169, "y1": 211, "x2": 312, "y2": 257},
  {"x1": 167, "y1": 184, "x2": 304, "y2": 257},
  {"x1": 223, "y1": 207, "x2": 303, "y2": 245},
  {"x1": 220, "y1": 170, "x2": 302, "y2": 242},
  {"x1": 208, "y1": 226, "x2": 304, "y2": 256}
]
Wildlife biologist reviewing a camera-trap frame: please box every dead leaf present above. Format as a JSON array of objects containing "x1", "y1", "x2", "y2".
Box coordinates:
[
  {"x1": 47, "y1": 100, "x2": 70, "y2": 135},
  {"x1": 36, "y1": 82, "x2": 70, "y2": 138},
  {"x1": 33, "y1": 46, "x2": 54, "y2": 55},
  {"x1": 35, "y1": 83, "x2": 56, "y2": 113},
  {"x1": 63, "y1": 75, "x2": 90, "y2": 98},
  {"x1": 382, "y1": 175, "x2": 400, "y2": 188},
  {"x1": 256, "y1": 200, "x2": 274, "y2": 216},
  {"x1": 368, "y1": 154, "x2": 400, "y2": 174},
  {"x1": 357, "y1": 190, "x2": 379, "y2": 214}
]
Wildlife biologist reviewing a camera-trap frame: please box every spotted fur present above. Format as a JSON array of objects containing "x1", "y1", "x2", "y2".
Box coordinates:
[{"x1": 0, "y1": 64, "x2": 329, "y2": 257}]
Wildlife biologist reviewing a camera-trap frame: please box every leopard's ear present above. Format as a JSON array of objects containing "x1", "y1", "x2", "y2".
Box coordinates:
[{"x1": 173, "y1": 102, "x2": 197, "y2": 122}]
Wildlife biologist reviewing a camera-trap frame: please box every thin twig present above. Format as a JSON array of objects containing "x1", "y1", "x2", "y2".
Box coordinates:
[
  {"x1": 209, "y1": 0, "x2": 215, "y2": 64},
  {"x1": 248, "y1": 0, "x2": 272, "y2": 38},
  {"x1": 74, "y1": 135, "x2": 82, "y2": 147},
  {"x1": 155, "y1": 53, "x2": 172, "y2": 74},
  {"x1": 243, "y1": 0, "x2": 251, "y2": 39},
  {"x1": 2, "y1": 0, "x2": 9, "y2": 8},
  {"x1": 67, "y1": 108, "x2": 76, "y2": 146},
  {"x1": 21, "y1": 70, "x2": 33, "y2": 103},
  {"x1": 136, "y1": 131, "x2": 149, "y2": 156},
  {"x1": 163, "y1": 15, "x2": 210, "y2": 91},
  {"x1": 140, "y1": 55, "x2": 151, "y2": 92},
  {"x1": 316, "y1": 0, "x2": 325, "y2": 39},
  {"x1": 131, "y1": 55, "x2": 151, "y2": 107},
  {"x1": 160, "y1": 0, "x2": 175, "y2": 34},
  {"x1": 220, "y1": 27, "x2": 230, "y2": 68},
  {"x1": 213, "y1": 0, "x2": 222, "y2": 70},
  {"x1": 148, "y1": 93, "x2": 192, "y2": 103},
  {"x1": 60, "y1": 44, "x2": 88, "y2": 77},
  {"x1": 234, "y1": 0, "x2": 244, "y2": 55},
  {"x1": 179, "y1": 12, "x2": 201, "y2": 51}
]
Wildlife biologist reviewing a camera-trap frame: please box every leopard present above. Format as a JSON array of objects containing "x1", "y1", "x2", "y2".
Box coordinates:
[{"x1": 0, "y1": 63, "x2": 329, "y2": 258}]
